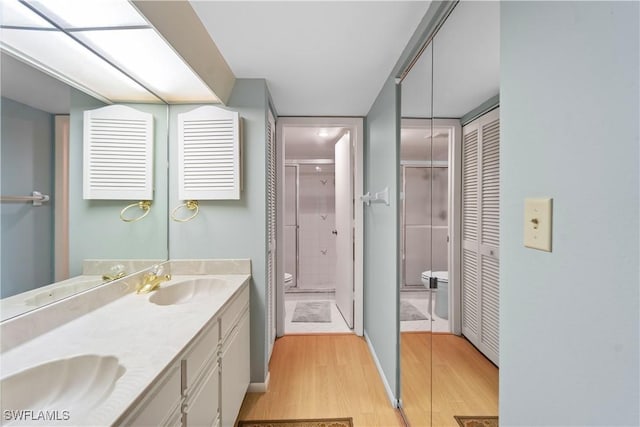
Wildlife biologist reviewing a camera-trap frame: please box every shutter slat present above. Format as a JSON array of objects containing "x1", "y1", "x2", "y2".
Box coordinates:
[
  {"x1": 463, "y1": 129, "x2": 479, "y2": 242},
  {"x1": 481, "y1": 256, "x2": 500, "y2": 357},
  {"x1": 462, "y1": 249, "x2": 479, "y2": 335},
  {"x1": 178, "y1": 106, "x2": 241, "y2": 200},
  {"x1": 83, "y1": 105, "x2": 153, "y2": 200},
  {"x1": 481, "y1": 118, "x2": 500, "y2": 248}
]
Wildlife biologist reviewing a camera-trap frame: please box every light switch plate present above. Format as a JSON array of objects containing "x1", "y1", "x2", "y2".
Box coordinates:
[{"x1": 524, "y1": 198, "x2": 553, "y2": 252}]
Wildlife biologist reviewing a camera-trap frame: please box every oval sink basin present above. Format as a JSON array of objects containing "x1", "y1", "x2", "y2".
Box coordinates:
[
  {"x1": 24, "y1": 279, "x2": 103, "y2": 307},
  {"x1": 149, "y1": 278, "x2": 225, "y2": 306},
  {"x1": 0, "y1": 355, "x2": 125, "y2": 424}
]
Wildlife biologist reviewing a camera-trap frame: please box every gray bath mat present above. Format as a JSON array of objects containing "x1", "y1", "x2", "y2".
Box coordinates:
[
  {"x1": 292, "y1": 301, "x2": 331, "y2": 323},
  {"x1": 400, "y1": 300, "x2": 428, "y2": 321}
]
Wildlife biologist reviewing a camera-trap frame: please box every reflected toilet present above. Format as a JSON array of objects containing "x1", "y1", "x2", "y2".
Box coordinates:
[{"x1": 421, "y1": 270, "x2": 449, "y2": 319}]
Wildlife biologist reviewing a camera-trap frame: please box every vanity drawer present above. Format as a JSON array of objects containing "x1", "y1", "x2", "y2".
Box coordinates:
[
  {"x1": 220, "y1": 285, "x2": 249, "y2": 340},
  {"x1": 122, "y1": 363, "x2": 181, "y2": 427},
  {"x1": 183, "y1": 317, "x2": 219, "y2": 390}
]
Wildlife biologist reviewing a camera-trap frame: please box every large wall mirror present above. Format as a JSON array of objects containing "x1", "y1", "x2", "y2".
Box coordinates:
[
  {"x1": 0, "y1": 52, "x2": 169, "y2": 321},
  {"x1": 399, "y1": 2, "x2": 500, "y2": 426}
]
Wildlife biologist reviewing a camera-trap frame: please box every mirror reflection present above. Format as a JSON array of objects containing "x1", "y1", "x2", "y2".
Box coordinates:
[
  {"x1": 399, "y1": 40, "x2": 433, "y2": 425},
  {"x1": 0, "y1": 52, "x2": 168, "y2": 321},
  {"x1": 399, "y1": 1, "x2": 500, "y2": 426}
]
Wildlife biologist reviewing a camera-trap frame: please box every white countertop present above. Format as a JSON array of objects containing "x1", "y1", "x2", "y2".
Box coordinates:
[
  {"x1": 0, "y1": 274, "x2": 250, "y2": 426},
  {"x1": 0, "y1": 275, "x2": 104, "y2": 322}
]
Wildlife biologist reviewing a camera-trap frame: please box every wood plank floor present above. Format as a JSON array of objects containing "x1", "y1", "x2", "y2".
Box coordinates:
[
  {"x1": 401, "y1": 333, "x2": 499, "y2": 427},
  {"x1": 237, "y1": 333, "x2": 498, "y2": 427},
  {"x1": 237, "y1": 334, "x2": 404, "y2": 427}
]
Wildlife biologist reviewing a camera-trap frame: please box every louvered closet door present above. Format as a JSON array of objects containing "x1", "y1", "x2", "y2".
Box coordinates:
[
  {"x1": 462, "y1": 125, "x2": 480, "y2": 340},
  {"x1": 461, "y1": 108, "x2": 500, "y2": 366},
  {"x1": 266, "y1": 110, "x2": 277, "y2": 361}
]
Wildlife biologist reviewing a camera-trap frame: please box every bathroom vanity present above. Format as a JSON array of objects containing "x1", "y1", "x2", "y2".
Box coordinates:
[{"x1": 0, "y1": 260, "x2": 251, "y2": 427}]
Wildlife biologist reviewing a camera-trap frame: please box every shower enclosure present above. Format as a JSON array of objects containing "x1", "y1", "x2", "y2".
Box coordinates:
[
  {"x1": 284, "y1": 162, "x2": 336, "y2": 292},
  {"x1": 401, "y1": 166, "x2": 448, "y2": 286},
  {"x1": 400, "y1": 127, "x2": 450, "y2": 288}
]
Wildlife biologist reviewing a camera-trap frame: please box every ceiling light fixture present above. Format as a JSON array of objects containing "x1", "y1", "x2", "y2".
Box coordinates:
[
  {"x1": 317, "y1": 129, "x2": 330, "y2": 138},
  {"x1": 0, "y1": 0, "x2": 219, "y2": 104}
]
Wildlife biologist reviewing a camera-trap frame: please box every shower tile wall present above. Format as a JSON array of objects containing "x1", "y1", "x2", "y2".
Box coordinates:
[
  {"x1": 298, "y1": 165, "x2": 336, "y2": 289},
  {"x1": 284, "y1": 164, "x2": 336, "y2": 291}
]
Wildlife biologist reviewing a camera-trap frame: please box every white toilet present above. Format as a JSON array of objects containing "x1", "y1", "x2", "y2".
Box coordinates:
[{"x1": 421, "y1": 270, "x2": 449, "y2": 319}]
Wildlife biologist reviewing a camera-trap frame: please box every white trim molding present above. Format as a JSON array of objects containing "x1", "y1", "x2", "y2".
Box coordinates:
[
  {"x1": 247, "y1": 371, "x2": 270, "y2": 393},
  {"x1": 276, "y1": 117, "x2": 364, "y2": 337},
  {"x1": 365, "y1": 331, "x2": 399, "y2": 408}
]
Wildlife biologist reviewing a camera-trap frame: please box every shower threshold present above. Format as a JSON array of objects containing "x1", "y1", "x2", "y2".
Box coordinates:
[{"x1": 285, "y1": 287, "x2": 335, "y2": 295}]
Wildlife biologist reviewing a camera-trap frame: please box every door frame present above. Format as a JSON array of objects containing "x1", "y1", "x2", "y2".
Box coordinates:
[{"x1": 276, "y1": 117, "x2": 364, "y2": 336}]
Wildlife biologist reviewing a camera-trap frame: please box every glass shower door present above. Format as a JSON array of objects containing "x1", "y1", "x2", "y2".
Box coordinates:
[{"x1": 284, "y1": 165, "x2": 298, "y2": 288}]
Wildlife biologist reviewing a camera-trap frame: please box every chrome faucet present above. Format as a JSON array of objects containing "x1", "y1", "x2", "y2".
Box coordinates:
[{"x1": 136, "y1": 265, "x2": 171, "y2": 294}]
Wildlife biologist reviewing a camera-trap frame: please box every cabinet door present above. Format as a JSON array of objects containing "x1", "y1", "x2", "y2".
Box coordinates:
[
  {"x1": 185, "y1": 362, "x2": 220, "y2": 427},
  {"x1": 220, "y1": 311, "x2": 250, "y2": 427},
  {"x1": 119, "y1": 363, "x2": 182, "y2": 426}
]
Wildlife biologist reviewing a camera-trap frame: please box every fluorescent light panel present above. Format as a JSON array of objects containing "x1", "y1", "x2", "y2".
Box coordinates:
[
  {"x1": 0, "y1": 0, "x2": 219, "y2": 104},
  {"x1": 77, "y1": 29, "x2": 218, "y2": 103},
  {"x1": 1, "y1": 28, "x2": 159, "y2": 102},
  {"x1": 1, "y1": 0, "x2": 53, "y2": 28},
  {"x1": 28, "y1": 0, "x2": 148, "y2": 28}
]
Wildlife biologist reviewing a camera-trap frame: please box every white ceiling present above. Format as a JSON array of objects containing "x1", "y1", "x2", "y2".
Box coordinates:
[
  {"x1": 190, "y1": 1, "x2": 431, "y2": 116},
  {"x1": 432, "y1": 1, "x2": 499, "y2": 117},
  {"x1": 402, "y1": 1, "x2": 500, "y2": 119},
  {"x1": 284, "y1": 126, "x2": 345, "y2": 160}
]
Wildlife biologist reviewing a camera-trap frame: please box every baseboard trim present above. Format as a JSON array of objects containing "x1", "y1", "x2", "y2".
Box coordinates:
[
  {"x1": 247, "y1": 371, "x2": 270, "y2": 393},
  {"x1": 364, "y1": 331, "x2": 399, "y2": 408}
]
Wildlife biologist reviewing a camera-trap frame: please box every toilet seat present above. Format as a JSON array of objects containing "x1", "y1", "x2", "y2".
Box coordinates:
[{"x1": 421, "y1": 270, "x2": 449, "y2": 283}]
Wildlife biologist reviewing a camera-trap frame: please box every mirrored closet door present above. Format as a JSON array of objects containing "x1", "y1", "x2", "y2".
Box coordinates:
[
  {"x1": 398, "y1": 1, "x2": 500, "y2": 426},
  {"x1": 399, "y1": 38, "x2": 433, "y2": 426}
]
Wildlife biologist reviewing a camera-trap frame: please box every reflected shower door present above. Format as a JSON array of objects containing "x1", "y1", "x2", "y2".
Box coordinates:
[
  {"x1": 402, "y1": 166, "x2": 449, "y2": 287},
  {"x1": 284, "y1": 165, "x2": 298, "y2": 288}
]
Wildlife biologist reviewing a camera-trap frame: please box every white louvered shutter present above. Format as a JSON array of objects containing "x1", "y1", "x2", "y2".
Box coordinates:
[
  {"x1": 266, "y1": 110, "x2": 277, "y2": 361},
  {"x1": 178, "y1": 106, "x2": 241, "y2": 200},
  {"x1": 461, "y1": 108, "x2": 500, "y2": 366},
  {"x1": 83, "y1": 105, "x2": 153, "y2": 200},
  {"x1": 479, "y1": 112, "x2": 500, "y2": 365},
  {"x1": 462, "y1": 125, "x2": 480, "y2": 338}
]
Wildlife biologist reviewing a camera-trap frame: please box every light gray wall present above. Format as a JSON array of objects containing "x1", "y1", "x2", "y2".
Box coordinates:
[
  {"x1": 501, "y1": 2, "x2": 639, "y2": 425},
  {"x1": 168, "y1": 79, "x2": 270, "y2": 383},
  {"x1": 1, "y1": 98, "x2": 54, "y2": 297},
  {"x1": 68, "y1": 89, "x2": 169, "y2": 276},
  {"x1": 364, "y1": 76, "x2": 400, "y2": 401}
]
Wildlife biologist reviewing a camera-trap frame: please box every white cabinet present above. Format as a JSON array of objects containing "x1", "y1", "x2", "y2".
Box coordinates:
[
  {"x1": 118, "y1": 282, "x2": 250, "y2": 427},
  {"x1": 119, "y1": 362, "x2": 182, "y2": 426},
  {"x1": 221, "y1": 311, "x2": 250, "y2": 427},
  {"x1": 184, "y1": 360, "x2": 220, "y2": 427}
]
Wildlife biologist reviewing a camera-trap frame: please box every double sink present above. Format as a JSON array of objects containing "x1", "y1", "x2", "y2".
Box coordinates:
[{"x1": 1, "y1": 277, "x2": 226, "y2": 425}]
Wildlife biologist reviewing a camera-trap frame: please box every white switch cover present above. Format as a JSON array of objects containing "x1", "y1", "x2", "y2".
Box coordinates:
[{"x1": 524, "y1": 198, "x2": 553, "y2": 252}]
